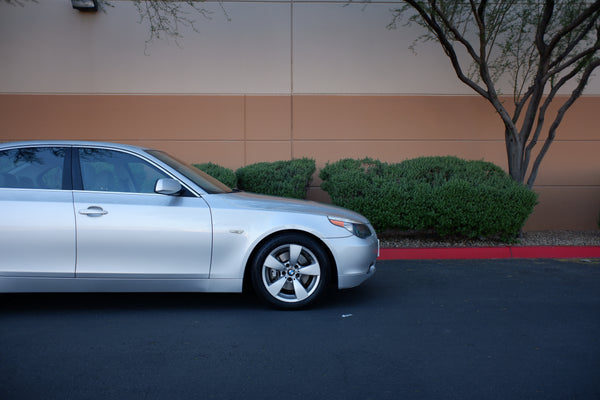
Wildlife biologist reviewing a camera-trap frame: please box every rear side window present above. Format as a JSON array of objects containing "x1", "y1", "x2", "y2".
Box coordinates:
[{"x1": 0, "y1": 147, "x2": 66, "y2": 190}]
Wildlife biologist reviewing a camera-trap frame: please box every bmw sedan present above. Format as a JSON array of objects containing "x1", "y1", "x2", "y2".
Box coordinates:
[{"x1": 0, "y1": 141, "x2": 378, "y2": 309}]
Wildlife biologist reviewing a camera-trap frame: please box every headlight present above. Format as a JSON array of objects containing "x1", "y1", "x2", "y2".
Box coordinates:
[{"x1": 328, "y1": 217, "x2": 372, "y2": 239}]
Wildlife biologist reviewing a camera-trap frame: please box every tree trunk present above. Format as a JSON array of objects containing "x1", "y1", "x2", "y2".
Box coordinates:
[{"x1": 505, "y1": 128, "x2": 525, "y2": 184}]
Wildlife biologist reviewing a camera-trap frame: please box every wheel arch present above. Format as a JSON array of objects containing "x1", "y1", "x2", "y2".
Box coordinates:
[{"x1": 242, "y1": 229, "x2": 338, "y2": 293}]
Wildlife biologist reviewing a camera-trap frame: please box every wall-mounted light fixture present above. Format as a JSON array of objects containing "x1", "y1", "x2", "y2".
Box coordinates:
[{"x1": 71, "y1": 0, "x2": 98, "y2": 12}]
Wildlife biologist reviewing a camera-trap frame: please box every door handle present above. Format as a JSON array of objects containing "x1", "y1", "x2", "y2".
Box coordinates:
[{"x1": 78, "y1": 206, "x2": 108, "y2": 217}]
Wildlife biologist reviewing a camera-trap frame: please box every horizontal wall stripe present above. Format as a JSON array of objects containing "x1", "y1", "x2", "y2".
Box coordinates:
[{"x1": 1, "y1": 93, "x2": 598, "y2": 231}]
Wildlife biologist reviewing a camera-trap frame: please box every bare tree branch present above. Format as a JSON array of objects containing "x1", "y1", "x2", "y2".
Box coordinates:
[
  {"x1": 403, "y1": 0, "x2": 489, "y2": 98},
  {"x1": 536, "y1": 0, "x2": 555, "y2": 54},
  {"x1": 548, "y1": 7, "x2": 599, "y2": 70},
  {"x1": 523, "y1": 58, "x2": 586, "y2": 182},
  {"x1": 527, "y1": 57, "x2": 600, "y2": 187},
  {"x1": 545, "y1": 0, "x2": 600, "y2": 58},
  {"x1": 2, "y1": 0, "x2": 37, "y2": 6}
]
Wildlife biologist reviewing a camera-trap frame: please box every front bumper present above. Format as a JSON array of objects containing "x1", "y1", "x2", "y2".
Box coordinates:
[
  {"x1": 324, "y1": 235, "x2": 379, "y2": 289},
  {"x1": 338, "y1": 262, "x2": 376, "y2": 289}
]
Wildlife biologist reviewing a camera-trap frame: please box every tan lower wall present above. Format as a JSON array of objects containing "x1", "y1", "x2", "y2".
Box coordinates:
[{"x1": 1, "y1": 94, "x2": 598, "y2": 231}]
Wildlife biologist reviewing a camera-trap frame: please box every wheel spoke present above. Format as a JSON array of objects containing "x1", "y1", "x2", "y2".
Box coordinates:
[
  {"x1": 292, "y1": 279, "x2": 309, "y2": 301},
  {"x1": 264, "y1": 254, "x2": 286, "y2": 271},
  {"x1": 266, "y1": 276, "x2": 287, "y2": 297},
  {"x1": 288, "y1": 244, "x2": 302, "y2": 267},
  {"x1": 298, "y1": 262, "x2": 320, "y2": 276}
]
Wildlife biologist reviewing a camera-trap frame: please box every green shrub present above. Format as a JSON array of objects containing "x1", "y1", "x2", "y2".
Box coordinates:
[
  {"x1": 193, "y1": 162, "x2": 237, "y2": 188},
  {"x1": 320, "y1": 156, "x2": 538, "y2": 241},
  {"x1": 236, "y1": 158, "x2": 316, "y2": 199}
]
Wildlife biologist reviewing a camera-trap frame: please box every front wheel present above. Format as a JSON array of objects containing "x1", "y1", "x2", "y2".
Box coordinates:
[{"x1": 250, "y1": 234, "x2": 331, "y2": 309}]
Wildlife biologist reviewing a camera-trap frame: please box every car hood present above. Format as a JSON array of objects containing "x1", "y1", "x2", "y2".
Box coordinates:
[{"x1": 214, "y1": 191, "x2": 371, "y2": 224}]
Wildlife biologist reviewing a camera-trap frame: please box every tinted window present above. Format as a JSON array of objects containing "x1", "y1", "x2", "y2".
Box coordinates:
[
  {"x1": 146, "y1": 150, "x2": 232, "y2": 194},
  {"x1": 0, "y1": 147, "x2": 66, "y2": 190},
  {"x1": 79, "y1": 148, "x2": 169, "y2": 194}
]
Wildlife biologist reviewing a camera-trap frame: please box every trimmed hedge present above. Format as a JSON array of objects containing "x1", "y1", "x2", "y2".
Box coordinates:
[
  {"x1": 193, "y1": 162, "x2": 237, "y2": 188},
  {"x1": 236, "y1": 158, "x2": 316, "y2": 199},
  {"x1": 320, "y1": 156, "x2": 538, "y2": 241}
]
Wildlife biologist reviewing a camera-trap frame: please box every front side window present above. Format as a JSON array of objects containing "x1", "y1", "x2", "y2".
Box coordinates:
[
  {"x1": 146, "y1": 150, "x2": 232, "y2": 194},
  {"x1": 78, "y1": 148, "x2": 169, "y2": 194},
  {"x1": 0, "y1": 147, "x2": 66, "y2": 190}
]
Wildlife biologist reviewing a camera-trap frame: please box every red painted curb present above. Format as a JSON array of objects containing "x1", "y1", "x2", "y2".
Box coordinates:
[
  {"x1": 509, "y1": 246, "x2": 600, "y2": 259},
  {"x1": 378, "y1": 246, "x2": 600, "y2": 260}
]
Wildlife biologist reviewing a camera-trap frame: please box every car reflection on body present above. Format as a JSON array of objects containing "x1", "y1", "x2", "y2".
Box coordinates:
[{"x1": 0, "y1": 141, "x2": 377, "y2": 309}]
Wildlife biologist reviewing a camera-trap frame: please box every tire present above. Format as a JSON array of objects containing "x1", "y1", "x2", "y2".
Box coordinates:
[{"x1": 250, "y1": 233, "x2": 331, "y2": 309}]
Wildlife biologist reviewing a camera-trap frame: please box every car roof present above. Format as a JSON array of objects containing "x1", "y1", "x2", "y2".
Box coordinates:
[{"x1": 0, "y1": 140, "x2": 152, "y2": 153}]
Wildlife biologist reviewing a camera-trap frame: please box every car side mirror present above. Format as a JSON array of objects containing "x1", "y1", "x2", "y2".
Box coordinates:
[{"x1": 154, "y1": 178, "x2": 183, "y2": 195}]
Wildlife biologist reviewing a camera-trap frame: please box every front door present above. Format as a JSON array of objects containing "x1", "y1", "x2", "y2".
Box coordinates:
[{"x1": 73, "y1": 147, "x2": 212, "y2": 279}]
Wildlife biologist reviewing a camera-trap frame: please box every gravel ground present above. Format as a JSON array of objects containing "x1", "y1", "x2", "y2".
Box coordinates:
[{"x1": 378, "y1": 230, "x2": 600, "y2": 248}]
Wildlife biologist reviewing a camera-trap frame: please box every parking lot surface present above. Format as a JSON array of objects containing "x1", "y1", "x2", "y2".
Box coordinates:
[{"x1": 1, "y1": 259, "x2": 599, "y2": 400}]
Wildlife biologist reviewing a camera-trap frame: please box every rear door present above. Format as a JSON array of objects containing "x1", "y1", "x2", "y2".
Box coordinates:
[
  {"x1": 0, "y1": 146, "x2": 75, "y2": 277},
  {"x1": 73, "y1": 147, "x2": 212, "y2": 278}
]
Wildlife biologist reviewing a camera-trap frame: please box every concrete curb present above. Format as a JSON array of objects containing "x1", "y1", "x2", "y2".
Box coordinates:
[{"x1": 378, "y1": 246, "x2": 600, "y2": 260}]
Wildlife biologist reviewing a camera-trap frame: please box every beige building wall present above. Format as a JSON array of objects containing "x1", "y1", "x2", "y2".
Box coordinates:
[{"x1": 1, "y1": 1, "x2": 599, "y2": 231}]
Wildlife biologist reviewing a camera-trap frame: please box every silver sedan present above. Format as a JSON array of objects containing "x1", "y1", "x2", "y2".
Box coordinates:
[{"x1": 0, "y1": 141, "x2": 377, "y2": 309}]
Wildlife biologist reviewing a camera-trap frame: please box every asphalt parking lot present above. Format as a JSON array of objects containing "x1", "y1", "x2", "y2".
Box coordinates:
[{"x1": 1, "y1": 258, "x2": 599, "y2": 400}]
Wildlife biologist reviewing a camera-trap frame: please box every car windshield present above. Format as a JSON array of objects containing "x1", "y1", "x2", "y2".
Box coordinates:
[{"x1": 146, "y1": 150, "x2": 232, "y2": 194}]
